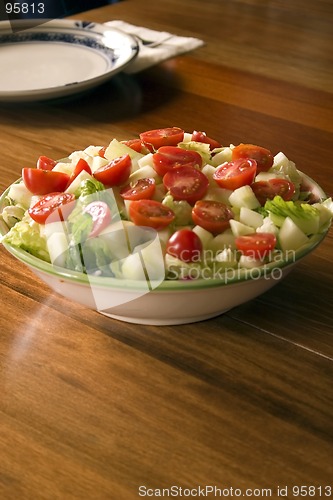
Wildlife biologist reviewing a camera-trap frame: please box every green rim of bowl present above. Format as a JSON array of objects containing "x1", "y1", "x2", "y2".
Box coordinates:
[{"x1": 0, "y1": 172, "x2": 329, "y2": 292}]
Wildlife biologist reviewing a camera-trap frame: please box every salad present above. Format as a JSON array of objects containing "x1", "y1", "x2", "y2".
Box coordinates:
[{"x1": 1, "y1": 127, "x2": 332, "y2": 281}]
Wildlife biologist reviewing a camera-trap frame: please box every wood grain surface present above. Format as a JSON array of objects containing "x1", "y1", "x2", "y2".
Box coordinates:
[{"x1": 0, "y1": 1, "x2": 332, "y2": 498}]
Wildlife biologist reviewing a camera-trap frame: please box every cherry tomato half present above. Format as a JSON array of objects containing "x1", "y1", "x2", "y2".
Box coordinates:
[
  {"x1": 139, "y1": 127, "x2": 184, "y2": 151},
  {"x1": 37, "y1": 155, "x2": 57, "y2": 170},
  {"x1": 213, "y1": 158, "x2": 257, "y2": 190},
  {"x1": 22, "y1": 168, "x2": 70, "y2": 195},
  {"x1": 121, "y1": 139, "x2": 151, "y2": 154},
  {"x1": 163, "y1": 166, "x2": 209, "y2": 205},
  {"x1": 68, "y1": 158, "x2": 92, "y2": 187},
  {"x1": 192, "y1": 200, "x2": 234, "y2": 235},
  {"x1": 84, "y1": 201, "x2": 112, "y2": 238},
  {"x1": 192, "y1": 130, "x2": 222, "y2": 150},
  {"x1": 251, "y1": 178, "x2": 296, "y2": 205},
  {"x1": 235, "y1": 232, "x2": 277, "y2": 259},
  {"x1": 232, "y1": 144, "x2": 274, "y2": 173},
  {"x1": 120, "y1": 178, "x2": 156, "y2": 201},
  {"x1": 153, "y1": 146, "x2": 203, "y2": 177},
  {"x1": 28, "y1": 192, "x2": 75, "y2": 224},
  {"x1": 93, "y1": 154, "x2": 132, "y2": 186},
  {"x1": 166, "y1": 229, "x2": 203, "y2": 263},
  {"x1": 129, "y1": 199, "x2": 175, "y2": 230}
]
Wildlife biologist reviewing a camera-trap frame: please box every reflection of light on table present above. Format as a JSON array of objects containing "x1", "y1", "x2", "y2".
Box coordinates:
[{"x1": 6, "y1": 296, "x2": 54, "y2": 364}]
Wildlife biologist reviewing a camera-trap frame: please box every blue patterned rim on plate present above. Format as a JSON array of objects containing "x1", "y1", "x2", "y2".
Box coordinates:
[{"x1": 0, "y1": 31, "x2": 117, "y2": 63}]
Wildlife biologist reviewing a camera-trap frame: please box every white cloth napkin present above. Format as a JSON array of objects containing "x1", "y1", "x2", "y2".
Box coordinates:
[{"x1": 105, "y1": 20, "x2": 204, "y2": 73}]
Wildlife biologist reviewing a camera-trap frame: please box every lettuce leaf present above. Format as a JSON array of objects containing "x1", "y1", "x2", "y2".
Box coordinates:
[
  {"x1": 2, "y1": 214, "x2": 50, "y2": 262},
  {"x1": 264, "y1": 196, "x2": 320, "y2": 235}
]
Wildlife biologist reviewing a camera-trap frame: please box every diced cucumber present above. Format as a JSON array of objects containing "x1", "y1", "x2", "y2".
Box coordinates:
[
  {"x1": 201, "y1": 164, "x2": 217, "y2": 186},
  {"x1": 29, "y1": 195, "x2": 41, "y2": 208},
  {"x1": 165, "y1": 253, "x2": 202, "y2": 280},
  {"x1": 46, "y1": 232, "x2": 69, "y2": 268},
  {"x1": 192, "y1": 225, "x2": 214, "y2": 248},
  {"x1": 229, "y1": 219, "x2": 255, "y2": 237},
  {"x1": 239, "y1": 207, "x2": 263, "y2": 228},
  {"x1": 313, "y1": 201, "x2": 333, "y2": 232},
  {"x1": 239, "y1": 255, "x2": 265, "y2": 269},
  {"x1": 278, "y1": 216, "x2": 309, "y2": 251},
  {"x1": 134, "y1": 238, "x2": 165, "y2": 283},
  {"x1": 115, "y1": 237, "x2": 164, "y2": 282},
  {"x1": 123, "y1": 199, "x2": 132, "y2": 219},
  {"x1": 229, "y1": 185, "x2": 261, "y2": 209},
  {"x1": 116, "y1": 252, "x2": 147, "y2": 281},
  {"x1": 89, "y1": 155, "x2": 109, "y2": 173},
  {"x1": 210, "y1": 147, "x2": 233, "y2": 167},
  {"x1": 65, "y1": 170, "x2": 94, "y2": 194},
  {"x1": 183, "y1": 132, "x2": 192, "y2": 143},
  {"x1": 208, "y1": 228, "x2": 236, "y2": 252},
  {"x1": 104, "y1": 139, "x2": 143, "y2": 171},
  {"x1": 137, "y1": 153, "x2": 154, "y2": 169},
  {"x1": 256, "y1": 217, "x2": 279, "y2": 235},
  {"x1": 157, "y1": 227, "x2": 172, "y2": 248},
  {"x1": 53, "y1": 160, "x2": 74, "y2": 176},
  {"x1": 69, "y1": 150, "x2": 91, "y2": 164},
  {"x1": 41, "y1": 221, "x2": 68, "y2": 238},
  {"x1": 128, "y1": 164, "x2": 161, "y2": 183},
  {"x1": 203, "y1": 186, "x2": 233, "y2": 204},
  {"x1": 84, "y1": 145, "x2": 104, "y2": 156},
  {"x1": 7, "y1": 182, "x2": 33, "y2": 208},
  {"x1": 255, "y1": 172, "x2": 282, "y2": 182},
  {"x1": 162, "y1": 195, "x2": 192, "y2": 225},
  {"x1": 214, "y1": 248, "x2": 238, "y2": 268},
  {"x1": 99, "y1": 220, "x2": 133, "y2": 260},
  {"x1": 273, "y1": 152, "x2": 290, "y2": 168}
]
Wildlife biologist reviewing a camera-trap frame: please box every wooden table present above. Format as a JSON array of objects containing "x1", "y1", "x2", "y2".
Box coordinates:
[{"x1": 1, "y1": 1, "x2": 332, "y2": 498}]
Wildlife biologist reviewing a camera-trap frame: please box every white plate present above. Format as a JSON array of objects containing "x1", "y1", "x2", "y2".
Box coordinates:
[{"x1": 0, "y1": 19, "x2": 139, "y2": 102}]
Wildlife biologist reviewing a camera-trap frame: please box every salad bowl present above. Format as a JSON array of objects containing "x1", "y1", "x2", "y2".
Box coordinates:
[{"x1": 0, "y1": 129, "x2": 332, "y2": 325}]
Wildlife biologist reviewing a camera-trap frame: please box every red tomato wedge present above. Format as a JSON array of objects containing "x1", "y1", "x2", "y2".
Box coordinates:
[
  {"x1": 192, "y1": 130, "x2": 222, "y2": 150},
  {"x1": 84, "y1": 201, "x2": 112, "y2": 238},
  {"x1": 140, "y1": 127, "x2": 184, "y2": 150},
  {"x1": 120, "y1": 178, "x2": 156, "y2": 201},
  {"x1": 68, "y1": 158, "x2": 92, "y2": 186},
  {"x1": 166, "y1": 229, "x2": 203, "y2": 263},
  {"x1": 93, "y1": 154, "x2": 132, "y2": 186},
  {"x1": 163, "y1": 166, "x2": 209, "y2": 205},
  {"x1": 192, "y1": 200, "x2": 234, "y2": 234},
  {"x1": 213, "y1": 158, "x2": 257, "y2": 190},
  {"x1": 28, "y1": 192, "x2": 75, "y2": 224},
  {"x1": 232, "y1": 144, "x2": 274, "y2": 173},
  {"x1": 129, "y1": 199, "x2": 175, "y2": 230},
  {"x1": 153, "y1": 146, "x2": 203, "y2": 177},
  {"x1": 235, "y1": 233, "x2": 277, "y2": 259},
  {"x1": 22, "y1": 168, "x2": 70, "y2": 195},
  {"x1": 251, "y1": 179, "x2": 295, "y2": 205},
  {"x1": 98, "y1": 146, "x2": 106, "y2": 158},
  {"x1": 37, "y1": 155, "x2": 57, "y2": 170}
]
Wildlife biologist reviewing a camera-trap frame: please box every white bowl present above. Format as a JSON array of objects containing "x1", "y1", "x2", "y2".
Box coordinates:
[{"x1": 0, "y1": 173, "x2": 329, "y2": 325}]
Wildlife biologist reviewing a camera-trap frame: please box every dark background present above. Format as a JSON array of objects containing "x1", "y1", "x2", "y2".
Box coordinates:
[{"x1": 0, "y1": 0, "x2": 119, "y2": 21}]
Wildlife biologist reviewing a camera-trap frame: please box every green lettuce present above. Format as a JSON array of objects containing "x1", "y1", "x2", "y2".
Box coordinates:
[
  {"x1": 264, "y1": 196, "x2": 320, "y2": 235},
  {"x1": 74, "y1": 178, "x2": 105, "y2": 199},
  {"x1": 2, "y1": 214, "x2": 50, "y2": 262}
]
